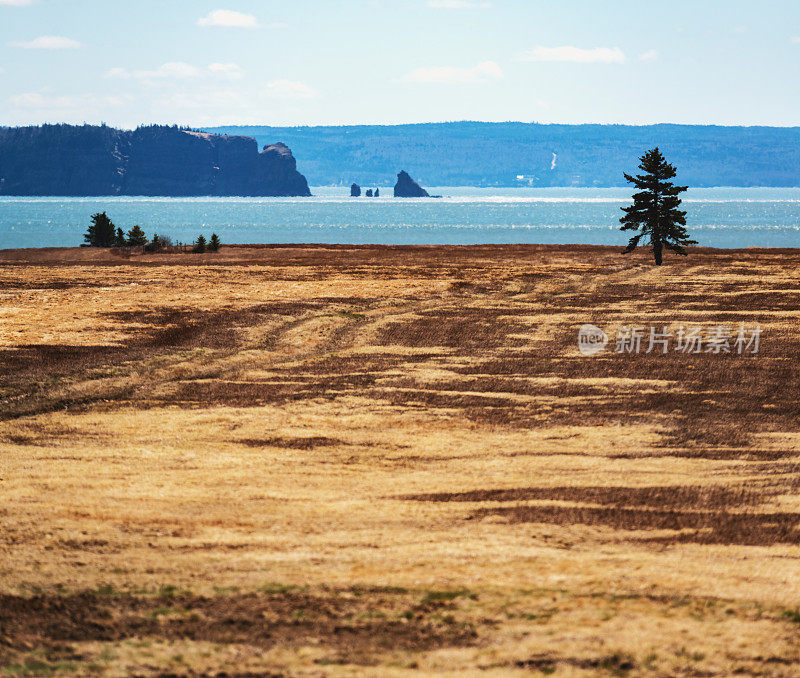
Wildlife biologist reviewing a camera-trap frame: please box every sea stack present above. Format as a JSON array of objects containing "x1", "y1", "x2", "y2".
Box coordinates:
[
  {"x1": 351, "y1": 183, "x2": 361, "y2": 197},
  {"x1": 394, "y1": 170, "x2": 430, "y2": 198}
]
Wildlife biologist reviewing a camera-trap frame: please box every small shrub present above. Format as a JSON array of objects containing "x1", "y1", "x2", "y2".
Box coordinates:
[{"x1": 144, "y1": 233, "x2": 173, "y2": 253}]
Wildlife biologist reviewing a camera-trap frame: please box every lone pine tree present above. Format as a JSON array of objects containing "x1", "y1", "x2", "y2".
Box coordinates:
[
  {"x1": 84, "y1": 212, "x2": 117, "y2": 247},
  {"x1": 620, "y1": 148, "x2": 696, "y2": 266}
]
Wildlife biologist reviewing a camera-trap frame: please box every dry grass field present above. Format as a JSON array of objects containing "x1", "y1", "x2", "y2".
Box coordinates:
[{"x1": 1, "y1": 243, "x2": 799, "y2": 677}]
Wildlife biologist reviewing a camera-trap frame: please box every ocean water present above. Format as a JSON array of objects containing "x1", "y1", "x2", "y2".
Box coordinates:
[{"x1": 1, "y1": 187, "x2": 799, "y2": 250}]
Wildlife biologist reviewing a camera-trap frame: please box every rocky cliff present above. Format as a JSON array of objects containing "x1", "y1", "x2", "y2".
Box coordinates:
[
  {"x1": 0, "y1": 124, "x2": 311, "y2": 196},
  {"x1": 394, "y1": 170, "x2": 429, "y2": 197}
]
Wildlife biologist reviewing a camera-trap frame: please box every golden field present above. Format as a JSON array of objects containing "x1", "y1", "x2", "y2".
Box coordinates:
[{"x1": 1, "y1": 243, "x2": 799, "y2": 677}]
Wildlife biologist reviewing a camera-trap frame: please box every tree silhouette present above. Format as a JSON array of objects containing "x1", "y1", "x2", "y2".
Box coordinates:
[
  {"x1": 126, "y1": 225, "x2": 148, "y2": 247},
  {"x1": 193, "y1": 235, "x2": 207, "y2": 253},
  {"x1": 84, "y1": 212, "x2": 116, "y2": 247},
  {"x1": 208, "y1": 233, "x2": 221, "y2": 252},
  {"x1": 620, "y1": 148, "x2": 696, "y2": 265},
  {"x1": 114, "y1": 227, "x2": 127, "y2": 247}
]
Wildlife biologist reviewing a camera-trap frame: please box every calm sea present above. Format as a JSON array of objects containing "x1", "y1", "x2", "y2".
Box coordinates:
[{"x1": 1, "y1": 187, "x2": 799, "y2": 249}]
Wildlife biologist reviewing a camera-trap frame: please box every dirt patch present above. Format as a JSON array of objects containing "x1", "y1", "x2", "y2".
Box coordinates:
[
  {"x1": 104, "y1": 302, "x2": 323, "y2": 351},
  {"x1": 377, "y1": 309, "x2": 529, "y2": 351},
  {"x1": 0, "y1": 302, "x2": 334, "y2": 420},
  {"x1": 235, "y1": 436, "x2": 343, "y2": 450},
  {"x1": 0, "y1": 279, "x2": 108, "y2": 290},
  {"x1": 611, "y1": 449, "x2": 799, "y2": 461},
  {"x1": 472, "y1": 504, "x2": 800, "y2": 546},
  {"x1": 402, "y1": 485, "x2": 764, "y2": 510},
  {"x1": 514, "y1": 654, "x2": 637, "y2": 673},
  {"x1": 0, "y1": 591, "x2": 478, "y2": 665}
]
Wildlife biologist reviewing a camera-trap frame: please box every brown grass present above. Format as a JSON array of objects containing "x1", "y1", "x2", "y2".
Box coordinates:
[{"x1": 1, "y1": 244, "x2": 800, "y2": 676}]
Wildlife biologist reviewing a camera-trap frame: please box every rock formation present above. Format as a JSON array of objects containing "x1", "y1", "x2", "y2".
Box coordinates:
[
  {"x1": 374, "y1": 188, "x2": 380, "y2": 197},
  {"x1": 393, "y1": 170, "x2": 429, "y2": 198},
  {"x1": 350, "y1": 183, "x2": 361, "y2": 197},
  {"x1": 365, "y1": 189, "x2": 373, "y2": 197},
  {"x1": 0, "y1": 124, "x2": 311, "y2": 196}
]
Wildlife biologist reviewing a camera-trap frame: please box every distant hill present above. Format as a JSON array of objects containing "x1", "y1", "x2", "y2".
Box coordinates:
[
  {"x1": 0, "y1": 124, "x2": 310, "y2": 196},
  {"x1": 204, "y1": 122, "x2": 800, "y2": 188}
]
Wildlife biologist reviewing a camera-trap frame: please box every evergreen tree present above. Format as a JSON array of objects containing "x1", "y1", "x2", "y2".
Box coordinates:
[
  {"x1": 193, "y1": 235, "x2": 207, "y2": 253},
  {"x1": 620, "y1": 148, "x2": 696, "y2": 265},
  {"x1": 114, "y1": 227, "x2": 127, "y2": 247},
  {"x1": 145, "y1": 234, "x2": 164, "y2": 253},
  {"x1": 84, "y1": 212, "x2": 116, "y2": 247},
  {"x1": 126, "y1": 225, "x2": 148, "y2": 247},
  {"x1": 208, "y1": 233, "x2": 221, "y2": 252}
]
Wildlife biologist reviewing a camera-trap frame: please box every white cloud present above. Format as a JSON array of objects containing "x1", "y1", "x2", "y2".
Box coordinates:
[
  {"x1": 106, "y1": 62, "x2": 244, "y2": 83},
  {"x1": 197, "y1": 9, "x2": 259, "y2": 28},
  {"x1": 638, "y1": 49, "x2": 659, "y2": 62},
  {"x1": 402, "y1": 60, "x2": 503, "y2": 84},
  {"x1": 518, "y1": 46, "x2": 626, "y2": 64},
  {"x1": 428, "y1": 0, "x2": 491, "y2": 8},
  {"x1": 148, "y1": 81, "x2": 316, "y2": 125},
  {"x1": 0, "y1": 0, "x2": 33, "y2": 5},
  {"x1": 264, "y1": 79, "x2": 315, "y2": 98},
  {"x1": 9, "y1": 92, "x2": 130, "y2": 110},
  {"x1": 11, "y1": 35, "x2": 82, "y2": 49},
  {"x1": 207, "y1": 62, "x2": 245, "y2": 79}
]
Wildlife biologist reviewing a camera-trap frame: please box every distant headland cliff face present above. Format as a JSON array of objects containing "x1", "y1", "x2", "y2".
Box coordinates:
[{"x1": 0, "y1": 124, "x2": 311, "y2": 197}]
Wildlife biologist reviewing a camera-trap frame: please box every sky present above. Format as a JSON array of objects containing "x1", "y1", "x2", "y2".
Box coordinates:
[{"x1": 1, "y1": 0, "x2": 799, "y2": 128}]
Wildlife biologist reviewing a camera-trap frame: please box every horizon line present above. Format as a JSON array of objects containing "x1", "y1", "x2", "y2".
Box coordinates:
[{"x1": 3, "y1": 120, "x2": 800, "y2": 131}]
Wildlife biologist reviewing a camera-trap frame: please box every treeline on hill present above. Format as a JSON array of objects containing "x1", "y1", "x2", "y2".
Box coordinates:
[
  {"x1": 83, "y1": 212, "x2": 220, "y2": 254},
  {"x1": 204, "y1": 122, "x2": 800, "y2": 187}
]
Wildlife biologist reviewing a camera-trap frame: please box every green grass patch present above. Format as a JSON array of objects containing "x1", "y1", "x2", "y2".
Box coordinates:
[
  {"x1": 422, "y1": 588, "x2": 477, "y2": 603},
  {"x1": 145, "y1": 606, "x2": 193, "y2": 620},
  {"x1": 258, "y1": 582, "x2": 304, "y2": 595},
  {"x1": 2, "y1": 660, "x2": 78, "y2": 676}
]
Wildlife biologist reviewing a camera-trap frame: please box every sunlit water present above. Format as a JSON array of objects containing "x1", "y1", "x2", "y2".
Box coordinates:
[{"x1": 1, "y1": 187, "x2": 799, "y2": 249}]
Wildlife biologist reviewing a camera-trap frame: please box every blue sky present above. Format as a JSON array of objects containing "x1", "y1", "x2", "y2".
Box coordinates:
[{"x1": 1, "y1": 0, "x2": 799, "y2": 127}]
